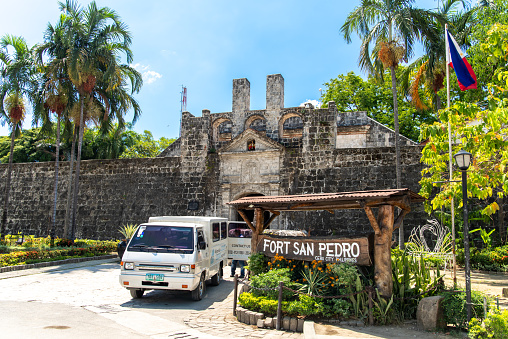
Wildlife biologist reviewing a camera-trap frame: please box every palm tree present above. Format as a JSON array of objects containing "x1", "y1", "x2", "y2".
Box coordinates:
[
  {"x1": 35, "y1": 16, "x2": 80, "y2": 240},
  {"x1": 0, "y1": 35, "x2": 38, "y2": 238},
  {"x1": 341, "y1": 0, "x2": 438, "y2": 248},
  {"x1": 401, "y1": 0, "x2": 478, "y2": 112},
  {"x1": 57, "y1": 0, "x2": 141, "y2": 238}
]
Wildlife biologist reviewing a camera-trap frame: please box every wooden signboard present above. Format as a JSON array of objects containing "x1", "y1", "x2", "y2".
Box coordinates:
[{"x1": 256, "y1": 235, "x2": 372, "y2": 266}]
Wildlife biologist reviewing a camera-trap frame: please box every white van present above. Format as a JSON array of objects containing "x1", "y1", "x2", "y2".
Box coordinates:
[
  {"x1": 227, "y1": 221, "x2": 252, "y2": 261},
  {"x1": 119, "y1": 216, "x2": 228, "y2": 300}
]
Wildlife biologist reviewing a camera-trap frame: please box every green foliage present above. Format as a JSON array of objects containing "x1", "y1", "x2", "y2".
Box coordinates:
[
  {"x1": 247, "y1": 252, "x2": 269, "y2": 276},
  {"x1": 119, "y1": 130, "x2": 175, "y2": 158},
  {"x1": 320, "y1": 70, "x2": 437, "y2": 141},
  {"x1": 372, "y1": 289, "x2": 394, "y2": 325},
  {"x1": 391, "y1": 249, "x2": 444, "y2": 320},
  {"x1": 249, "y1": 268, "x2": 295, "y2": 299},
  {"x1": 470, "y1": 228, "x2": 495, "y2": 249},
  {"x1": 0, "y1": 128, "x2": 55, "y2": 163},
  {"x1": 119, "y1": 224, "x2": 138, "y2": 240},
  {"x1": 0, "y1": 240, "x2": 116, "y2": 267},
  {"x1": 0, "y1": 125, "x2": 175, "y2": 163},
  {"x1": 419, "y1": 24, "x2": 508, "y2": 220},
  {"x1": 469, "y1": 308, "x2": 508, "y2": 339},
  {"x1": 442, "y1": 290, "x2": 490, "y2": 330},
  {"x1": 238, "y1": 292, "x2": 281, "y2": 315},
  {"x1": 457, "y1": 246, "x2": 508, "y2": 272},
  {"x1": 286, "y1": 294, "x2": 321, "y2": 317},
  {"x1": 299, "y1": 266, "x2": 328, "y2": 296}
]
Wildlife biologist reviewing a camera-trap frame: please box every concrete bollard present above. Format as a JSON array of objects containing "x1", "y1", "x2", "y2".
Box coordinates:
[
  {"x1": 244, "y1": 310, "x2": 253, "y2": 324},
  {"x1": 264, "y1": 317, "x2": 274, "y2": 328},
  {"x1": 238, "y1": 309, "x2": 245, "y2": 323},
  {"x1": 249, "y1": 311, "x2": 256, "y2": 325},
  {"x1": 297, "y1": 318, "x2": 304, "y2": 332},
  {"x1": 283, "y1": 316, "x2": 291, "y2": 330},
  {"x1": 289, "y1": 318, "x2": 298, "y2": 331}
]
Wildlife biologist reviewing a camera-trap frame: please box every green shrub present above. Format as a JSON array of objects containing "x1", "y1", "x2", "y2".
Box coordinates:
[
  {"x1": 238, "y1": 292, "x2": 284, "y2": 316},
  {"x1": 247, "y1": 252, "x2": 269, "y2": 276},
  {"x1": 286, "y1": 294, "x2": 320, "y2": 317},
  {"x1": 0, "y1": 242, "x2": 116, "y2": 267},
  {"x1": 456, "y1": 246, "x2": 508, "y2": 272},
  {"x1": 391, "y1": 249, "x2": 444, "y2": 321},
  {"x1": 250, "y1": 268, "x2": 296, "y2": 299},
  {"x1": 442, "y1": 290, "x2": 490, "y2": 330},
  {"x1": 469, "y1": 309, "x2": 508, "y2": 338}
]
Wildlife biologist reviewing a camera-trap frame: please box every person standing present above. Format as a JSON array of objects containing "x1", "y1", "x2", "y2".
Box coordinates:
[{"x1": 231, "y1": 229, "x2": 246, "y2": 278}]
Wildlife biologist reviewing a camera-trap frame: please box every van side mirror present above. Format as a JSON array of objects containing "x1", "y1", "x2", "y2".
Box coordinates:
[{"x1": 198, "y1": 241, "x2": 207, "y2": 250}]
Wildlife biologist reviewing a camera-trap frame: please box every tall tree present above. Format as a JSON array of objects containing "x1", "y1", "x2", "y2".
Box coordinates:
[
  {"x1": 57, "y1": 0, "x2": 141, "y2": 239},
  {"x1": 402, "y1": 0, "x2": 479, "y2": 112},
  {"x1": 320, "y1": 70, "x2": 437, "y2": 141},
  {"x1": 36, "y1": 17, "x2": 79, "y2": 239},
  {"x1": 0, "y1": 35, "x2": 38, "y2": 238},
  {"x1": 341, "y1": 0, "x2": 437, "y2": 248}
]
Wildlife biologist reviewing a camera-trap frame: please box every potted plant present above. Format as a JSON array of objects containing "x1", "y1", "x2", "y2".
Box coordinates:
[{"x1": 117, "y1": 224, "x2": 138, "y2": 259}]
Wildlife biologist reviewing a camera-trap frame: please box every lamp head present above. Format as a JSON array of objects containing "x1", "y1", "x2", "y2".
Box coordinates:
[{"x1": 454, "y1": 149, "x2": 472, "y2": 171}]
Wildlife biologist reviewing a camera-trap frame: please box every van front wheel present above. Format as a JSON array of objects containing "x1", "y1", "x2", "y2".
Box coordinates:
[
  {"x1": 191, "y1": 274, "x2": 205, "y2": 301},
  {"x1": 130, "y1": 289, "x2": 144, "y2": 299},
  {"x1": 210, "y1": 265, "x2": 222, "y2": 286}
]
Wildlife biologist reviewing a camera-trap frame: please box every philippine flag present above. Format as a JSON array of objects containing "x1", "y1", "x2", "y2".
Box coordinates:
[{"x1": 446, "y1": 30, "x2": 477, "y2": 90}]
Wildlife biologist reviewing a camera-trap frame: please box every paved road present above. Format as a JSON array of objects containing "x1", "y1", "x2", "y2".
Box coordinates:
[{"x1": 0, "y1": 259, "x2": 300, "y2": 339}]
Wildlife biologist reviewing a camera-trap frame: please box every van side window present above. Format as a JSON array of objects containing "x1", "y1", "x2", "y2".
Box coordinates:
[
  {"x1": 212, "y1": 223, "x2": 220, "y2": 242},
  {"x1": 220, "y1": 222, "x2": 227, "y2": 240},
  {"x1": 197, "y1": 230, "x2": 205, "y2": 247}
]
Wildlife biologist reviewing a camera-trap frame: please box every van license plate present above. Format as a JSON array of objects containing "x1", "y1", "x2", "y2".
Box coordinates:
[{"x1": 145, "y1": 273, "x2": 164, "y2": 282}]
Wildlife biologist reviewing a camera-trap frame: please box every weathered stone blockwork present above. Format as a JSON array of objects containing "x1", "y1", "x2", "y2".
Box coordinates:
[
  {"x1": 0, "y1": 74, "x2": 433, "y2": 240},
  {"x1": 0, "y1": 157, "x2": 214, "y2": 239}
]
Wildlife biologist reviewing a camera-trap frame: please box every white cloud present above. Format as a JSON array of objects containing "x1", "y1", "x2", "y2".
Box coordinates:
[
  {"x1": 299, "y1": 99, "x2": 321, "y2": 109},
  {"x1": 161, "y1": 50, "x2": 177, "y2": 58},
  {"x1": 131, "y1": 63, "x2": 162, "y2": 85}
]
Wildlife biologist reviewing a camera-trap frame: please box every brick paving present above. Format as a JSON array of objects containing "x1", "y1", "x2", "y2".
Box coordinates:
[{"x1": 183, "y1": 274, "x2": 303, "y2": 339}]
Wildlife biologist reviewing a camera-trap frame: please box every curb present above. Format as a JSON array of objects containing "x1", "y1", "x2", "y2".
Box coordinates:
[
  {"x1": 0, "y1": 254, "x2": 118, "y2": 273},
  {"x1": 303, "y1": 320, "x2": 315, "y2": 339}
]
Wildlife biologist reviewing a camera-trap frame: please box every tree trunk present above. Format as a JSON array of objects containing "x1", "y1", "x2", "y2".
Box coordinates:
[
  {"x1": 390, "y1": 65, "x2": 404, "y2": 249},
  {"x1": 374, "y1": 204, "x2": 395, "y2": 298},
  {"x1": 0, "y1": 129, "x2": 16, "y2": 239},
  {"x1": 70, "y1": 97, "x2": 85, "y2": 240},
  {"x1": 498, "y1": 195, "x2": 506, "y2": 244},
  {"x1": 63, "y1": 124, "x2": 78, "y2": 239},
  {"x1": 51, "y1": 116, "x2": 61, "y2": 238}
]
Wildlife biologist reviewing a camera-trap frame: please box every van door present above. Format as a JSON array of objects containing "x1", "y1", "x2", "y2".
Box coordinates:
[{"x1": 196, "y1": 228, "x2": 209, "y2": 277}]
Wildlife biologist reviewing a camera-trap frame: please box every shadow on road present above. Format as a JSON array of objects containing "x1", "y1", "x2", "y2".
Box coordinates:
[{"x1": 119, "y1": 279, "x2": 235, "y2": 311}]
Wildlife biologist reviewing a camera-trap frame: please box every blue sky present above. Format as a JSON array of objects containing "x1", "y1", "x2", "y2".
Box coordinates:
[{"x1": 0, "y1": 0, "x2": 440, "y2": 140}]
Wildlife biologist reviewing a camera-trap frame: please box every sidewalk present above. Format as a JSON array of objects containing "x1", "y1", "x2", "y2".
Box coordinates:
[{"x1": 184, "y1": 272, "x2": 303, "y2": 339}]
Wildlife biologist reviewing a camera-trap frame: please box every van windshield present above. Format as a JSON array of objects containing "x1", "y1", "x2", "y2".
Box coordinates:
[{"x1": 128, "y1": 225, "x2": 194, "y2": 253}]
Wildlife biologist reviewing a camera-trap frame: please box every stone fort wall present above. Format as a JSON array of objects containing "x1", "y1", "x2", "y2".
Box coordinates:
[{"x1": 0, "y1": 145, "x2": 426, "y2": 240}]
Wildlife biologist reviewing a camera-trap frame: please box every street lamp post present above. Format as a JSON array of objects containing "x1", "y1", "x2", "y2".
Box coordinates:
[{"x1": 453, "y1": 149, "x2": 473, "y2": 324}]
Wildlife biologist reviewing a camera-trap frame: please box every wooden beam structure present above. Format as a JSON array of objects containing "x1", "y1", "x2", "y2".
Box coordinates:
[{"x1": 227, "y1": 188, "x2": 425, "y2": 298}]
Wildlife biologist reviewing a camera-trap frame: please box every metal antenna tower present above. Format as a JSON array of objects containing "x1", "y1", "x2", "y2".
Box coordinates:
[{"x1": 179, "y1": 85, "x2": 187, "y2": 137}]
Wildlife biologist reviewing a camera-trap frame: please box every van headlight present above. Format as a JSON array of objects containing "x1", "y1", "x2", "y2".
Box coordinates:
[
  {"x1": 180, "y1": 264, "x2": 190, "y2": 273},
  {"x1": 124, "y1": 262, "x2": 134, "y2": 270}
]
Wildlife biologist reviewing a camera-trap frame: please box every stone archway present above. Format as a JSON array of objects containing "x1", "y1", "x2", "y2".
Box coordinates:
[{"x1": 279, "y1": 112, "x2": 303, "y2": 138}]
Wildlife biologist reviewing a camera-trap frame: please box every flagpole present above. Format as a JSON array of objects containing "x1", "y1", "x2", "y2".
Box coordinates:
[{"x1": 445, "y1": 24, "x2": 457, "y2": 287}]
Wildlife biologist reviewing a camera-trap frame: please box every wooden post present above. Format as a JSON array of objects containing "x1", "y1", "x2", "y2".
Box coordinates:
[
  {"x1": 233, "y1": 274, "x2": 238, "y2": 316},
  {"x1": 251, "y1": 208, "x2": 264, "y2": 254},
  {"x1": 374, "y1": 204, "x2": 394, "y2": 298},
  {"x1": 276, "y1": 281, "x2": 283, "y2": 330}
]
